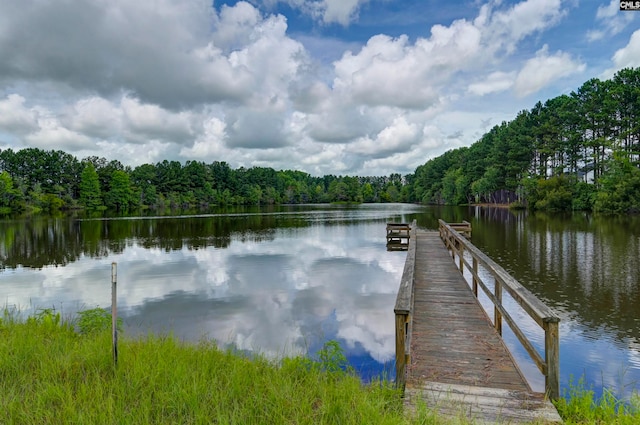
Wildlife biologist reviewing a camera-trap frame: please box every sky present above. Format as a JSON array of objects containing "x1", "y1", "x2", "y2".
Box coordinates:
[{"x1": 0, "y1": 0, "x2": 638, "y2": 177}]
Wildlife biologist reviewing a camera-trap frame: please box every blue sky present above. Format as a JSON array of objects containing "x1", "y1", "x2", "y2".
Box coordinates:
[{"x1": 0, "y1": 0, "x2": 638, "y2": 176}]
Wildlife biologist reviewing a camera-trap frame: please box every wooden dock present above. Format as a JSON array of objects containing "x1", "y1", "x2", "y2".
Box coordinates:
[
  {"x1": 386, "y1": 223, "x2": 411, "y2": 250},
  {"x1": 394, "y1": 220, "x2": 562, "y2": 424}
]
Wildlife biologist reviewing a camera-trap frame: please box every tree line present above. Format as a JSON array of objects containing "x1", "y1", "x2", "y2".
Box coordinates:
[
  {"x1": 408, "y1": 67, "x2": 640, "y2": 214},
  {"x1": 0, "y1": 149, "x2": 409, "y2": 214},
  {"x1": 2, "y1": 67, "x2": 639, "y2": 216}
]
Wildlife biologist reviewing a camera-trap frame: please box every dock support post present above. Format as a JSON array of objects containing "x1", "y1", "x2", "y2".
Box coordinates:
[
  {"x1": 395, "y1": 313, "x2": 408, "y2": 389},
  {"x1": 545, "y1": 319, "x2": 560, "y2": 401}
]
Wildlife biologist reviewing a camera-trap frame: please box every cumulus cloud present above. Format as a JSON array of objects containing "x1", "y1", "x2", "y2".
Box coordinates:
[
  {"x1": 269, "y1": 0, "x2": 371, "y2": 26},
  {"x1": 0, "y1": 94, "x2": 39, "y2": 135},
  {"x1": 180, "y1": 117, "x2": 227, "y2": 159},
  {"x1": 25, "y1": 119, "x2": 94, "y2": 151},
  {"x1": 477, "y1": 0, "x2": 567, "y2": 54},
  {"x1": 65, "y1": 97, "x2": 122, "y2": 140},
  {"x1": 587, "y1": 0, "x2": 636, "y2": 42},
  {"x1": 608, "y1": 29, "x2": 640, "y2": 72},
  {"x1": 0, "y1": 0, "x2": 255, "y2": 108},
  {"x1": 468, "y1": 71, "x2": 516, "y2": 96},
  {"x1": 348, "y1": 117, "x2": 420, "y2": 158},
  {"x1": 513, "y1": 45, "x2": 585, "y2": 97},
  {"x1": 121, "y1": 98, "x2": 196, "y2": 145},
  {"x1": 331, "y1": 23, "x2": 481, "y2": 109},
  {"x1": 0, "y1": 0, "x2": 587, "y2": 176},
  {"x1": 321, "y1": 0, "x2": 370, "y2": 25}
]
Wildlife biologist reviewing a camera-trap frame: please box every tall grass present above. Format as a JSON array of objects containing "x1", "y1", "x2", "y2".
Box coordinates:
[
  {"x1": 554, "y1": 376, "x2": 640, "y2": 424},
  {"x1": 3, "y1": 308, "x2": 639, "y2": 424},
  {"x1": 0, "y1": 308, "x2": 411, "y2": 424}
]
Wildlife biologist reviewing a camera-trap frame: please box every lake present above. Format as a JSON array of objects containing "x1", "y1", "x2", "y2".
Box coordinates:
[{"x1": 1, "y1": 204, "x2": 638, "y2": 399}]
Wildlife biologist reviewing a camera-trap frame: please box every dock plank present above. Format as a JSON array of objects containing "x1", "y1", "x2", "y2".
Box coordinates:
[{"x1": 404, "y1": 230, "x2": 562, "y2": 423}]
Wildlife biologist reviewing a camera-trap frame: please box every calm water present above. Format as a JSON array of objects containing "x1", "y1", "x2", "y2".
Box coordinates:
[{"x1": 1, "y1": 204, "x2": 639, "y2": 398}]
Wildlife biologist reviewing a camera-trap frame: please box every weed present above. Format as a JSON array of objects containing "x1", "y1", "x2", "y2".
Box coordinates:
[{"x1": 76, "y1": 307, "x2": 122, "y2": 335}]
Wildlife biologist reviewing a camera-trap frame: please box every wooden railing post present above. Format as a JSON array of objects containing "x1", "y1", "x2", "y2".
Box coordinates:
[
  {"x1": 472, "y1": 257, "x2": 478, "y2": 297},
  {"x1": 494, "y1": 278, "x2": 502, "y2": 335},
  {"x1": 545, "y1": 318, "x2": 560, "y2": 401},
  {"x1": 451, "y1": 237, "x2": 456, "y2": 260},
  {"x1": 459, "y1": 245, "x2": 464, "y2": 273}
]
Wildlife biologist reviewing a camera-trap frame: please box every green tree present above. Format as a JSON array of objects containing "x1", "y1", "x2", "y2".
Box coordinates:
[
  {"x1": 105, "y1": 170, "x2": 133, "y2": 212},
  {"x1": 594, "y1": 155, "x2": 640, "y2": 213},
  {"x1": 328, "y1": 180, "x2": 349, "y2": 202},
  {"x1": 361, "y1": 183, "x2": 375, "y2": 202},
  {"x1": 530, "y1": 175, "x2": 575, "y2": 211},
  {"x1": 0, "y1": 171, "x2": 22, "y2": 213},
  {"x1": 79, "y1": 163, "x2": 103, "y2": 210},
  {"x1": 131, "y1": 163, "x2": 158, "y2": 207}
]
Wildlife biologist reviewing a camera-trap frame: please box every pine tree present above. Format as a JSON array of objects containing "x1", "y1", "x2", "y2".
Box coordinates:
[{"x1": 79, "y1": 163, "x2": 103, "y2": 209}]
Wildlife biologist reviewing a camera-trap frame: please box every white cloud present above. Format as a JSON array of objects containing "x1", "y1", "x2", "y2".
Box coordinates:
[
  {"x1": 332, "y1": 22, "x2": 482, "y2": 110},
  {"x1": 609, "y1": 29, "x2": 640, "y2": 71},
  {"x1": 273, "y1": 0, "x2": 370, "y2": 26},
  {"x1": 180, "y1": 117, "x2": 227, "y2": 159},
  {"x1": 25, "y1": 119, "x2": 94, "y2": 151},
  {"x1": 322, "y1": 0, "x2": 369, "y2": 25},
  {"x1": 587, "y1": 0, "x2": 636, "y2": 42},
  {"x1": 121, "y1": 97, "x2": 196, "y2": 145},
  {"x1": 0, "y1": 0, "x2": 587, "y2": 176},
  {"x1": 0, "y1": 94, "x2": 39, "y2": 134},
  {"x1": 65, "y1": 97, "x2": 122, "y2": 140},
  {"x1": 478, "y1": 0, "x2": 567, "y2": 54},
  {"x1": 514, "y1": 45, "x2": 585, "y2": 97},
  {"x1": 211, "y1": 1, "x2": 262, "y2": 51},
  {"x1": 468, "y1": 71, "x2": 516, "y2": 96},
  {"x1": 0, "y1": 0, "x2": 255, "y2": 108},
  {"x1": 348, "y1": 117, "x2": 420, "y2": 158},
  {"x1": 95, "y1": 140, "x2": 174, "y2": 167}
]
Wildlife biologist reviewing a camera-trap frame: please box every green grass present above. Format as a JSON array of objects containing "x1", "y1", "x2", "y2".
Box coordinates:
[
  {"x1": 2, "y1": 308, "x2": 639, "y2": 424},
  {"x1": 0, "y1": 308, "x2": 412, "y2": 424},
  {"x1": 554, "y1": 377, "x2": 640, "y2": 424}
]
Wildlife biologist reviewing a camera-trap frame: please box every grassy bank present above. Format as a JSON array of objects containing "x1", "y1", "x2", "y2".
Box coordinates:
[
  {"x1": 0, "y1": 309, "x2": 410, "y2": 424},
  {"x1": 554, "y1": 378, "x2": 640, "y2": 425},
  {"x1": 1, "y1": 309, "x2": 639, "y2": 424}
]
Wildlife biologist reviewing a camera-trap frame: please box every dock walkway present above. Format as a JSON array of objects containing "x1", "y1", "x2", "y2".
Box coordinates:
[{"x1": 394, "y1": 223, "x2": 562, "y2": 424}]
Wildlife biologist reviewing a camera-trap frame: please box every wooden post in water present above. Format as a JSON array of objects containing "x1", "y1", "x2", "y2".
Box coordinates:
[{"x1": 111, "y1": 262, "x2": 118, "y2": 366}]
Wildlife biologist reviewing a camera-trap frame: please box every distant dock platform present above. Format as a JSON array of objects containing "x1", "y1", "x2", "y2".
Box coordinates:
[{"x1": 386, "y1": 223, "x2": 411, "y2": 250}]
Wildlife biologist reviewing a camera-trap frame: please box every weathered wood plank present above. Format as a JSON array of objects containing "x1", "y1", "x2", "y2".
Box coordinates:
[
  {"x1": 405, "y1": 382, "x2": 561, "y2": 424},
  {"x1": 408, "y1": 231, "x2": 530, "y2": 392},
  {"x1": 437, "y1": 220, "x2": 561, "y2": 400},
  {"x1": 401, "y1": 229, "x2": 562, "y2": 423}
]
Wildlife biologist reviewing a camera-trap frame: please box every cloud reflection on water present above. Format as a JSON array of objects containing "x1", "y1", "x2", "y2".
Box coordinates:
[{"x1": 1, "y1": 220, "x2": 404, "y2": 376}]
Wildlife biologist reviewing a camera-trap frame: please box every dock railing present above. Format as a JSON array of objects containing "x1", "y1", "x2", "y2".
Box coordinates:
[
  {"x1": 393, "y1": 219, "x2": 417, "y2": 390},
  {"x1": 438, "y1": 219, "x2": 560, "y2": 400}
]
